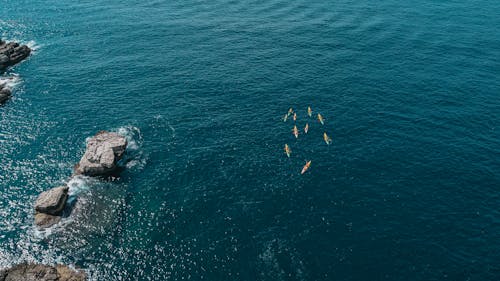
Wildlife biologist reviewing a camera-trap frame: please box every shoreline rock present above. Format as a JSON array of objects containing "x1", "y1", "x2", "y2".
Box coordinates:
[
  {"x1": 0, "y1": 39, "x2": 31, "y2": 71},
  {"x1": 34, "y1": 186, "x2": 69, "y2": 229},
  {"x1": 0, "y1": 263, "x2": 86, "y2": 281},
  {"x1": 74, "y1": 131, "x2": 127, "y2": 176},
  {"x1": 0, "y1": 38, "x2": 31, "y2": 103}
]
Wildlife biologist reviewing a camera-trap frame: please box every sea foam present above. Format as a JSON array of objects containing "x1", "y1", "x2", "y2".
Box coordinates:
[
  {"x1": 67, "y1": 175, "x2": 95, "y2": 196},
  {"x1": 114, "y1": 125, "x2": 147, "y2": 171},
  {"x1": 0, "y1": 75, "x2": 21, "y2": 89}
]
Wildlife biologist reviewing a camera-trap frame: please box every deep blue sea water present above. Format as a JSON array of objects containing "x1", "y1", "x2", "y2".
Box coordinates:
[{"x1": 1, "y1": 0, "x2": 500, "y2": 280}]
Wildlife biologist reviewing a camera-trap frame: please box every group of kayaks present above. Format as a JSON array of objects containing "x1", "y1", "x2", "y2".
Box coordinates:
[{"x1": 283, "y1": 106, "x2": 332, "y2": 175}]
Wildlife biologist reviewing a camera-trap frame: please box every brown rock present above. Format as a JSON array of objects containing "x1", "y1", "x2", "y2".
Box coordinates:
[
  {"x1": 34, "y1": 213, "x2": 61, "y2": 229},
  {"x1": 74, "y1": 131, "x2": 127, "y2": 176},
  {"x1": 34, "y1": 186, "x2": 68, "y2": 215},
  {"x1": 0, "y1": 264, "x2": 86, "y2": 281}
]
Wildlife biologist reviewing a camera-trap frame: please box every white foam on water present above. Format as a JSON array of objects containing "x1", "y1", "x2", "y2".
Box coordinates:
[
  {"x1": 115, "y1": 125, "x2": 142, "y2": 151},
  {"x1": 30, "y1": 214, "x2": 74, "y2": 239},
  {"x1": 0, "y1": 74, "x2": 21, "y2": 89},
  {"x1": 0, "y1": 34, "x2": 41, "y2": 52},
  {"x1": 32, "y1": 224, "x2": 56, "y2": 239},
  {"x1": 25, "y1": 40, "x2": 41, "y2": 52},
  {"x1": 125, "y1": 158, "x2": 147, "y2": 170},
  {"x1": 67, "y1": 175, "x2": 95, "y2": 196},
  {"x1": 113, "y1": 125, "x2": 147, "y2": 171}
]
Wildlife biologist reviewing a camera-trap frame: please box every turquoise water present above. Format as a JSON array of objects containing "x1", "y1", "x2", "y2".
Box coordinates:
[{"x1": 1, "y1": 0, "x2": 500, "y2": 280}]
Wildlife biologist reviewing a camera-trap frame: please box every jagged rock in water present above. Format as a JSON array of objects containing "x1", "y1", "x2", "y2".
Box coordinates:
[
  {"x1": 74, "y1": 131, "x2": 127, "y2": 176},
  {"x1": 0, "y1": 39, "x2": 30, "y2": 103},
  {"x1": 35, "y1": 186, "x2": 68, "y2": 215},
  {"x1": 0, "y1": 263, "x2": 86, "y2": 281},
  {"x1": 34, "y1": 186, "x2": 68, "y2": 228},
  {"x1": 0, "y1": 39, "x2": 31, "y2": 70},
  {"x1": 0, "y1": 86, "x2": 11, "y2": 103}
]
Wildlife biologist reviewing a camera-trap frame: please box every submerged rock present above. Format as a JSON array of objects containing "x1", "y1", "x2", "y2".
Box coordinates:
[
  {"x1": 34, "y1": 212, "x2": 61, "y2": 229},
  {"x1": 0, "y1": 40, "x2": 31, "y2": 70},
  {"x1": 74, "y1": 131, "x2": 127, "y2": 176},
  {"x1": 0, "y1": 263, "x2": 86, "y2": 281},
  {"x1": 34, "y1": 186, "x2": 68, "y2": 228}
]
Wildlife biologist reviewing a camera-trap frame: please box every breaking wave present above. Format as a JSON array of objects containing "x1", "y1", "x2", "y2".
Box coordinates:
[
  {"x1": 114, "y1": 125, "x2": 147, "y2": 171},
  {"x1": 0, "y1": 75, "x2": 21, "y2": 90},
  {"x1": 67, "y1": 175, "x2": 96, "y2": 196}
]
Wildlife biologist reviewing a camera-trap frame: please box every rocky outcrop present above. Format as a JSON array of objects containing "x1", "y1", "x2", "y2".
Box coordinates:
[
  {"x1": 0, "y1": 40, "x2": 31, "y2": 70},
  {"x1": 34, "y1": 186, "x2": 68, "y2": 229},
  {"x1": 74, "y1": 131, "x2": 127, "y2": 176},
  {"x1": 0, "y1": 39, "x2": 28, "y2": 103},
  {"x1": 35, "y1": 186, "x2": 68, "y2": 214},
  {"x1": 0, "y1": 263, "x2": 86, "y2": 281}
]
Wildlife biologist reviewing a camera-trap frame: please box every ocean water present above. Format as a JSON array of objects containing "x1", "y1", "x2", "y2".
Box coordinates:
[{"x1": 1, "y1": 0, "x2": 500, "y2": 280}]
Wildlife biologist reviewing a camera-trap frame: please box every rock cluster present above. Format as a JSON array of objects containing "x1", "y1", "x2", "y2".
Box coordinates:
[
  {"x1": 25, "y1": 131, "x2": 128, "y2": 279},
  {"x1": 1, "y1": 38, "x2": 93, "y2": 279},
  {"x1": 0, "y1": 39, "x2": 31, "y2": 103},
  {"x1": 34, "y1": 186, "x2": 69, "y2": 229},
  {"x1": 0, "y1": 39, "x2": 31, "y2": 70},
  {"x1": 33, "y1": 131, "x2": 127, "y2": 229},
  {"x1": 74, "y1": 131, "x2": 128, "y2": 176},
  {"x1": 0, "y1": 263, "x2": 86, "y2": 281}
]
